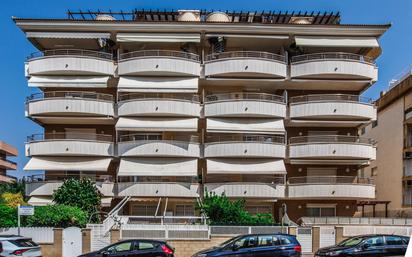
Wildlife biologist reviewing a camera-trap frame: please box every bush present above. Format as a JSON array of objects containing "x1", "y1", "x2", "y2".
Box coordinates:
[
  {"x1": 198, "y1": 192, "x2": 275, "y2": 225},
  {"x1": 53, "y1": 178, "x2": 102, "y2": 222},
  {"x1": 1, "y1": 192, "x2": 26, "y2": 208},
  {"x1": 0, "y1": 205, "x2": 17, "y2": 227},
  {"x1": 25, "y1": 205, "x2": 87, "y2": 228}
]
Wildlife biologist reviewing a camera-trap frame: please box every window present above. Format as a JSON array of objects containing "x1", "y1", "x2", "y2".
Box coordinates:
[
  {"x1": 138, "y1": 242, "x2": 155, "y2": 250},
  {"x1": 306, "y1": 206, "x2": 336, "y2": 217},
  {"x1": 385, "y1": 236, "x2": 404, "y2": 246},
  {"x1": 245, "y1": 205, "x2": 272, "y2": 215},
  {"x1": 258, "y1": 235, "x2": 273, "y2": 247},
  {"x1": 131, "y1": 204, "x2": 157, "y2": 216},
  {"x1": 107, "y1": 241, "x2": 133, "y2": 253},
  {"x1": 233, "y1": 236, "x2": 257, "y2": 249},
  {"x1": 361, "y1": 127, "x2": 366, "y2": 135},
  {"x1": 372, "y1": 120, "x2": 378, "y2": 128},
  {"x1": 272, "y1": 236, "x2": 292, "y2": 246},
  {"x1": 175, "y1": 205, "x2": 195, "y2": 216},
  {"x1": 371, "y1": 167, "x2": 378, "y2": 177},
  {"x1": 364, "y1": 236, "x2": 384, "y2": 247}
]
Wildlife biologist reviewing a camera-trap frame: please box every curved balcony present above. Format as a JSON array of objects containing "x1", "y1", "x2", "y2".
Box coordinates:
[
  {"x1": 25, "y1": 133, "x2": 114, "y2": 157},
  {"x1": 26, "y1": 92, "x2": 115, "y2": 123},
  {"x1": 117, "y1": 93, "x2": 201, "y2": 117},
  {"x1": 116, "y1": 182, "x2": 199, "y2": 197},
  {"x1": 290, "y1": 52, "x2": 378, "y2": 81},
  {"x1": 204, "y1": 51, "x2": 287, "y2": 78},
  {"x1": 204, "y1": 93, "x2": 286, "y2": 118},
  {"x1": 118, "y1": 50, "x2": 201, "y2": 76},
  {"x1": 25, "y1": 181, "x2": 114, "y2": 196},
  {"x1": 289, "y1": 94, "x2": 376, "y2": 121},
  {"x1": 27, "y1": 49, "x2": 114, "y2": 76},
  {"x1": 287, "y1": 176, "x2": 375, "y2": 199},
  {"x1": 205, "y1": 182, "x2": 286, "y2": 198},
  {"x1": 118, "y1": 135, "x2": 200, "y2": 157},
  {"x1": 288, "y1": 136, "x2": 376, "y2": 164},
  {"x1": 204, "y1": 135, "x2": 285, "y2": 158}
]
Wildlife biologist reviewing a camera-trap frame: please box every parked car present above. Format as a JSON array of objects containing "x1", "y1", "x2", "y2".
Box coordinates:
[
  {"x1": 192, "y1": 234, "x2": 301, "y2": 257},
  {"x1": 315, "y1": 234, "x2": 409, "y2": 257},
  {"x1": 78, "y1": 239, "x2": 175, "y2": 257},
  {"x1": 0, "y1": 235, "x2": 42, "y2": 257}
]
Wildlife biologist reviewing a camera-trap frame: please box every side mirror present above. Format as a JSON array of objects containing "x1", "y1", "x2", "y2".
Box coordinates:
[
  {"x1": 232, "y1": 244, "x2": 240, "y2": 251},
  {"x1": 362, "y1": 243, "x2": 371, "y2": 250},
  {"x1": 101, "y1": 251, "x2": 110, "y2": 257}
]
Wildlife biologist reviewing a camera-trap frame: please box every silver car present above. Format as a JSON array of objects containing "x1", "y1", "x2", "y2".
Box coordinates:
[{"x1": 0, "y1": 235, "x2": 42, "y2": 257}]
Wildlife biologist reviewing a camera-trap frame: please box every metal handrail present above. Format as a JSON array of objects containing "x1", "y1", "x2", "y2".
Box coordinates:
[
  {"x1": 288, "y1": 176, "x2": 374, "y2": 185},
  {"x1": 289, "y1": 135, "x2": 374, "y2": 145},
  {"x1": 205, "y1": 135, "x2": 285, "y2": 144},
  {"x1": 28, "y1": 49, "x2": 113, "y2": 60},
  {"x1": 205, "y1": 92, "x2": 285, "y2": 103},
  {"x1": 205, "y1": 51, "x2": 286, "y2": 63},
  {"x1": 291, "y1": 52, "x2": 375, "y2": 65},
  {"x1": 289, "y1": 94, "x2": 372, "y2": 104},
  {"x1": 26, "y1": 91, "x2": 114, "y2": 102},
  {"x1": 118, "y1": 93, "x2": 199, "y2": 102},
  {"x1": 27, "y1": 133, "x2": 113, "y2": 142},
  {"x1": 118, "y1": 134, "x2": 200, "y2": 143},
  {"x1": 207, "y1": 179, "x2": 286, "y2": 186},
  {"x1": 119, "y1": 50, "x2": 200, "y2": 61},
  {"x1": 25, "y1": 177, "x2": 114, "y2": 183}
]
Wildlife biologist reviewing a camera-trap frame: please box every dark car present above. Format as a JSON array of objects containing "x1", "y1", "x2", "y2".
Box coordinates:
[
  {"x1": 78, "y1": 239, "x2": 174, "y2": 257},
  {"x1": 192, "y1": 234, "x2": 301, "y2": 257},
  {"x1": 315, "y1": 234, "x2": 409, "y2": 257}
]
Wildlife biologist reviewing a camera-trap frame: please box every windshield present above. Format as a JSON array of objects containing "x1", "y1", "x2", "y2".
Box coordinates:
[
  {"x1": 338, "y1": 237, "x2": 363, "y2": 247},
  {"x1": 218, "y1": 236, "x2": 241, "y2": 248}
]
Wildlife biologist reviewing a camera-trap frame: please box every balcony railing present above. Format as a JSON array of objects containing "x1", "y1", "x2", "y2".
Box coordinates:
[
  {"x1": 27, "y1": 133, "x2": 113, "y2": 143},
  {"x1": 205, "y1": 93, "x2": 285, "y2": 103},
  {"x1": 289, "y1": 135, "x2": 375, "y2": 145},
  {"x1": 119, "y1": 50, "x2": 200, "y2": 62},
  {"x1": 205, "y1": 51, "x2": 286, "y2": 63},
  {"x1": 118, "y1": 93, "x2": 199, "y2": 102},
  {"x1": 119, "y1": 134, "x2": 199, "y2": 143},
  {"x1": 205, "y1": 135, "x2": 285, "y2": 144},
  {"x1": 28, "y1": 49, "x2": 113, "y2": 60},
  {"x1": 291, "y1": 52, "x2": 375, "y2": 65},
  {"x1": 26, "y1": 91, "x2": 114, "y2": 102},
  {"x1": 289, "y1": 94, "x2": 372, "y2": 104},
  {"x1": 288, "y1": 176, "x2": 374, "y2": 185}
]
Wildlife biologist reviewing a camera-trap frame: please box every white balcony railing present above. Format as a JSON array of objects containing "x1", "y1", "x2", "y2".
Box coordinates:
[
  {"x1": 204, "y1": 93, "x2": 286, "y2": 118},
  {"x1": 116, "y1": 182, "x2": 200, "y2": 197},
  {"x1": 205, "y1": 182, "x2": 286, "y2": 198},
  {"x1": 25, "y1": 181, "x2": 114, "y2": 196},
  {"x1": 204, "y1": 51, "x2": 287, "y2": 78}
]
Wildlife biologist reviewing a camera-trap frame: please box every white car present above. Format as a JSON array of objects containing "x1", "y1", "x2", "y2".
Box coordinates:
[{"x1": 0, "y1": 235, "x2": 42, "y2": 257}]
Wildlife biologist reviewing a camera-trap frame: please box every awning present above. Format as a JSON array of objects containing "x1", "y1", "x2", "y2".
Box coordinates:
[
  {"x1": 207, "y1": 159, "x2": 286, "y2": 174},
  {"x1": 28, "y1": 196, "x2": 53, "y2": 206},
  {"x1": 117, "y1": 33, "x2": 200, "y2": 43},
  {"x1": 118, "y1": 158, "x2": 198, "y2": 176},
  {"x1": 207, "y1": 118, "x2": 285, "y2": 134},
  {"x1": 116, "y1": 117, "x2": 198, "y2": 132},
  {"x1": 26, "y1": 32, "x2": 111, "y2": 39},
  {"x1": 101, "y1": 197, "x2": 113, "y2": 207},
  {"x1": 295, "y1": 36, "x2": 379, "y2": 48},
  {"x1": 24, "y1": 157, "x2": 112, "y2": 171},
  {"x1": 28, "y1": 76, "x2": 110, "y2": 88},
  {"x1": 118, "y1": 77, "x2": 198, "y2": 93}
]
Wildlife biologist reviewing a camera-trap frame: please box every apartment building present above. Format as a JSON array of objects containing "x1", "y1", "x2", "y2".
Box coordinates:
[
  {"x1": 0, "y1": 141, "x2": 17, "y2": 183},
  {"x1": 362, "y1": 69, "x2": 412, "y2": 217},
  {"x1": 15, "y1": 9, "x2": 389, "y2": 222}
]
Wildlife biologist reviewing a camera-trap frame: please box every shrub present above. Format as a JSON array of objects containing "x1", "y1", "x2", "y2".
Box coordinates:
[
  {"x1": 0, "y1": 205, "x2": 17, "y2": 227},
  {"x1": 1, "y1": 192, "x2": 26, "y2": 208},
  {"x1": 25, "y1": 205, "x2": 87, "y2": 228},
  {"x1": 53, "y1": 178, "x2": 102, "y2": 222},
  {"x1": 198, "y1": 192, "x2": 275, "y2": 225}
]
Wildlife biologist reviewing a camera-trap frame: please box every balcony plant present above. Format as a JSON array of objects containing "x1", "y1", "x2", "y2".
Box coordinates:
[{"x1": 53, "y1": 178, "x2": 102, "y2": 223}]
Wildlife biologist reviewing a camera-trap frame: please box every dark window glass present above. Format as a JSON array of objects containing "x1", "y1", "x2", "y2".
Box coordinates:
[
  {"x1": 258, "y1": 235, "x2": 273, "y2": 247},
  {"x1": 233, "y1": 236, "x2": 257, "y2": 249},
  {"x1": 10, "y1": 239, "x2": 38, "y2": 247},
  {"x1": 364, "y1": 236, "x2": 384, "y2": 247},
  {"x1": 138, "y1": 242, "x2": 155, "y2": 250},
  {"x1": 385, "y1": 236, "x2": 404, "y2": 246}
]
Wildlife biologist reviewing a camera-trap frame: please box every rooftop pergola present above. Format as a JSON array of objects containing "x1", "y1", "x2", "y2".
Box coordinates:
[{"x1": 357, "y1": 200, "x2": 391, "y2": 218}]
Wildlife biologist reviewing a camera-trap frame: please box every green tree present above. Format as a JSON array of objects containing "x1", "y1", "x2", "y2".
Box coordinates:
[
  {"x1": 53, "y1": 178, "x2": 102, "y2": 222},
  {"x1": 25, "y1": 205, "x2": 87, "y2": 228},
  {"x1": 0, "y1": 181, "x2": 26, "y2": 199},
  {"x1": 198, "y1": 192, "x2": 274, "y2": 225},
  {"x1": 0, "y1": 205, "x2": 17, "y2": 227}
]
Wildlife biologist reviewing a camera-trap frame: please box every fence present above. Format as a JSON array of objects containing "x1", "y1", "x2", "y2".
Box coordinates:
[
  {"x1": 210, "y1": 226, "x2": 286, "y2": 236},
  {"x1": 121, "y1": 224, "x2": 210, "y2": 240},
  {"x1": 0, "y1": 227, "x2": 54, "y2": 243},
  {"x1": 300, "y1": 216, "x2": 412, "y2": 226},
  {"x1": 343, "y1": 226, "x2": 412, "y2": 237}
]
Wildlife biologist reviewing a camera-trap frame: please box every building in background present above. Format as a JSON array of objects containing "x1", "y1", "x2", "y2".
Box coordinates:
[
  {"x1": 15, "y1": 9, "x2": 389, "y2": 221},
  {"x1": 362, "y1": 69, "x2": 412, "y2": 217},
  {"x1": 0, "y1": 141, "x2": 18, "y2": 183}
]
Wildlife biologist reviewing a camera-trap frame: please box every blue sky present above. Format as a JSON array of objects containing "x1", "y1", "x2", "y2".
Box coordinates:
[{"x1": 1, "y1": 0, "x2": 411, "y2": 178}]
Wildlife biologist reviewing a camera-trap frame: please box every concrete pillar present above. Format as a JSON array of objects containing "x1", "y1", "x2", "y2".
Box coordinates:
[
  {"x1": 312, "y1": 227, "x2": 320, "y2": 254},
  {"x1": 335, "y1": 227, "x2": 345, "y2": 244},
  {"x1": 82, "y1": 228, "x2": 91, "y2": 254},
  {"x1": 110, "y1": 229, "x2": 121, "y2": 244},
  {"x1": 288, "y1": 226, "x2": 297, "y2": 235},
  {"x1": 53, "y1": 228, "x2": 63, "y2": 257}
]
